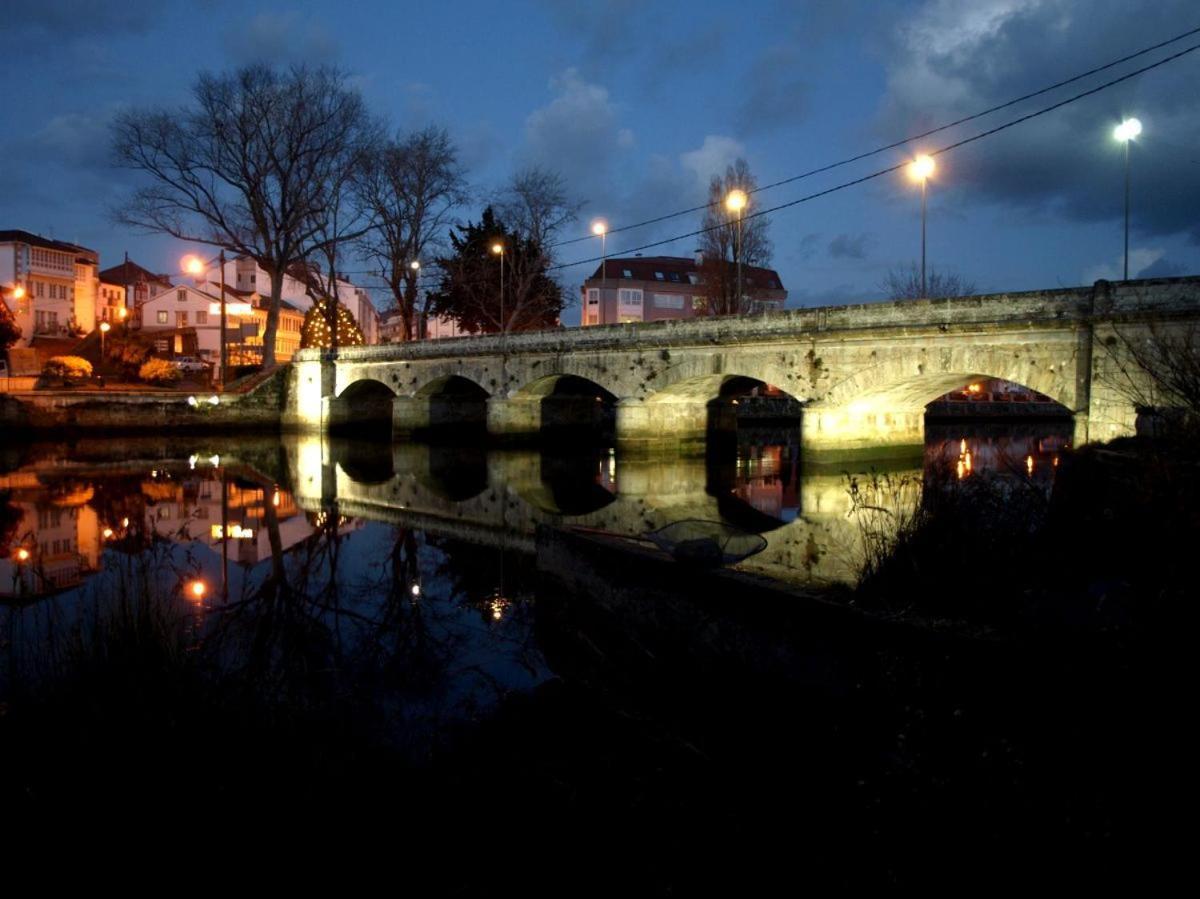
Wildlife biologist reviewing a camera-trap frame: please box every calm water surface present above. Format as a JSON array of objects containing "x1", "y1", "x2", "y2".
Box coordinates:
[{"x1": 0, "y1": 420, "x2": 1071, "y2": 747}]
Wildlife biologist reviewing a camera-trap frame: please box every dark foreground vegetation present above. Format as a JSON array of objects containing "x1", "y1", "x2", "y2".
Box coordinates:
[{"x1": 0, "y1": 434, "x2": 1192, "y2": 892}]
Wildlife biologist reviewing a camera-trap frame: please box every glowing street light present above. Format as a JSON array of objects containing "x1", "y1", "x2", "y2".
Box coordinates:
[
  {"x1": 491, "y1": 242, "x2": 505, "y2": 334},
  {"x1": 98, "y1": 320, "x2": 111, "y2": 359},
  {"x1": 186, "y1": 579, "x2": 207, "y2": 602},
  {"x1": 181, "y1": 249, "x2": 228, "y2": 388},
  {"x1": 907, "y1": 154, "x2": 936, "y2": 297},
  {"x1": 1113, "y1": 117, "x2": 1142, "y2": 280},
  {"x1": 10, "y1": 284, "x2": 25, "y2": 301},
  {"x1": 591, "y1": 220, "x2": 608, "y2": 321},
  {"x1": 725, "y1": 189, "x2": 749, "y2": 310}
]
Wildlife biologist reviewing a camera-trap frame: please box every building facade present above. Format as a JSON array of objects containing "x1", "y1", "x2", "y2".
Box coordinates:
[
  {"x1": 1, "y1": 230, "x2": 102, "y2": 345},
  {"x1": 579, "y1": 255, "x2": 787, "y2": 326}
]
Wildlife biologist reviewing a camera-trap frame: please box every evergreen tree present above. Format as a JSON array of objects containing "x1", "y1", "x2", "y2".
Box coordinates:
[{"x1": 429, "y1": 207, "x2": 563, "y2": 334}]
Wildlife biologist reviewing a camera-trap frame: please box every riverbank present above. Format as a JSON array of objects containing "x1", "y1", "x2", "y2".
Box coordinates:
[{"x1": 0, "y1": 365, "x2": 290, "y2": 433}]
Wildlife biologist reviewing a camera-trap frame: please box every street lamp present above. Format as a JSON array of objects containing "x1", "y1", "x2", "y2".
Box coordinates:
[
  {"x1": 409, "y1": 260, "x2": 422, "y2": 338},
  {"x1": 591, "y1": 221, "x2": 608, "y2": 323},
  {"x1": 1114, "y1": 117, "x2": 1142, "y2": 280},
  {"x1": 725, "y1": 189, "x2": 748, "y2": 312},
  {"x1": 907, "y1": 154, "x2": 936, "y2": 297},
  {"x1": 99, "y1": 321, "x2": 110, "y2": 360},
  {"x1": 491, "y1": 242, "x2": 505, "y2": 334},
  {"x1": 181, "y1": 249, "x2": 228, "y2": 388}
]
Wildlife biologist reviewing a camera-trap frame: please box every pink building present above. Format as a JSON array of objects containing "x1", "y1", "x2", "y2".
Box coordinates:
[{"x1": 580, "y1": 255, "x2": 787, "y2": 326}]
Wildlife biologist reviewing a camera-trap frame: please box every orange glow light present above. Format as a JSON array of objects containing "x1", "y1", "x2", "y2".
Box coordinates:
[
  {"x1": 187, "y1": 579, "x2": 207, "y2": 601},
  {"x1": 1026, "y1": 455, "x2": 1034, "y2": 475},
  {"x1": 16, "y1": 547, "x2": 30, "y2": 562}
]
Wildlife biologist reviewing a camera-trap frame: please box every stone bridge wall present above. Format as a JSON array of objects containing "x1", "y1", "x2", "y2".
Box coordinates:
[{"x1": 283, "y1": 277, "x2": 1200, "y2": 455}]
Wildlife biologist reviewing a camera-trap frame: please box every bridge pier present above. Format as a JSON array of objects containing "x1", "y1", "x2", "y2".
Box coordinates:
[
  {"x1": 615, "y1": 398, "x2": 710, "y2": 456},
  {"x1": 800, "y1": 405, "x2": 926, "y2": 461},
  {"x1": 392, "y1": 396, "x2": 431, "y2": 438},
  {"x1": 487, "y1": 395, "x2": 542, "y2": 443}
]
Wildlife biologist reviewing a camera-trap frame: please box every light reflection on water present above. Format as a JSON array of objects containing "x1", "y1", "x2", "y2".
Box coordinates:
[{"x1": 0, "y1": 420, "x2": 1074, "y2": 744}]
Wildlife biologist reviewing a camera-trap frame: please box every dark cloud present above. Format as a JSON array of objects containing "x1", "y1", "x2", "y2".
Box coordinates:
[
  {"x1": 875, "y1": 0, "x2": 1200, "y2": 243},
  {"x1": 1137, "y1": 255, "x2": 1189, "y2": 278},
  {"x1": 735, "y1": 44, "x2": 809, "y2": 137},
  {"x1": 828, "y1": 232, "x2": 872, "y2": 259},
  {"x1": 224, "y1": 11, "x2": 340, "y2": 66},
  {"x1": 4, "y1": 0, "x2": 166, "y2": 37}
]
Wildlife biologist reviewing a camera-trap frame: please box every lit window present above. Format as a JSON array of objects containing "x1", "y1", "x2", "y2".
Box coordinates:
[
  {"x1": 157, "y1": 311, "x2": 168, "y2": 324},
  {"x1": 622, "y1": 269, "x2": 632, "y2": 279}
]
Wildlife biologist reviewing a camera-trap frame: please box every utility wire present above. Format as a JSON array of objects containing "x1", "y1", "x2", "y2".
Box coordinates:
[
  {"x1": 546, "y1": 39, "x2": 1200, "y2": 273},
  {"x1": 549, "y1": 23, "x2": 1200, "y2": 249},
  {"x1": 327, "y1": 27, "x2": 1200, "y2": 288}
]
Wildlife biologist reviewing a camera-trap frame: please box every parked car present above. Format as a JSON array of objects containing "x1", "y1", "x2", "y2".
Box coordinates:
[{"x1": 168, "y1": 356, "x2": 210, "y2": 373}]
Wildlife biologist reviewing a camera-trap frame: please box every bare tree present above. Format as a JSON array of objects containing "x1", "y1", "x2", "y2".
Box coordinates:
[
  {"x1": 698, "y1": 158, "x2": 773, "y2": 316},
  {"x1": 496, "y1": 167, "x2": 582, "y2": 252},
  {"x1": 1098, "y1": 315, "x2": 1200, "y2": 428},
  {"x1": 882, "y1": 263, "x2": 977, "y2": 300},
  {"x1": 112, "y1": 64, "x2": 376, "y2": 367},
  {"x1": 358, "y1": 127, "x2": 467, "y2": 341}
]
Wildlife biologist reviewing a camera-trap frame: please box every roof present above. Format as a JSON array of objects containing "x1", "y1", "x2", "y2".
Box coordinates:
[
  {"x1": 0, "y1": 230, "x2": 97, "y2": 259},
  {"x1": 205, "y1": 280, "x2": 257, "y2": 299},
  {"x1": 585, "y1": 255, "x2": 785, "y2": 292},
  {"x1": 98, "y1": 259, "x2": 173, "y2": 287}
]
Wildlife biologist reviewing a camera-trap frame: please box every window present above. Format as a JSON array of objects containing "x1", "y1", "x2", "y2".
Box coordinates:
[
  {"x1": 176, "y1": 312, "x2": 188, "y2": 326},
  {"x1": 654, "y1": 271, "x2": 665, "y2": 281},
  {"x1": 177, "y1": 289, "x2": 187, "y2": 302},
  {"x1": 687, "y1": 273, "x2": 700, "y2": 285},
  {"x1": 622, "y1": 269, "x2": 632, "y2": 279},
  {"x1": 586, "y1": 313, "x2": 599, "y2": 325},
  {"x1": 693, "y1": 296, "x2": 707, "y2": 311},
  {"x1": 35, "y1": 281, "x2": 45, "y2": 298},
  {"x1": 654, "y1": 294, "x2": 684, "y2": 310},
  {"x1": 196, "y1": 311, "x2": 208, "y2": 325},
  {"x1": 157, "y1": 311, "x2": 169, "y2": 324},
  {"x1": 587, "y1": 288, "x2": 599, "y2": 305},
  {"x1": 618, "y1": 288, "x2": 643, "y2": 322},
  {"x1": 618, "y1": 289, "x2": 642, "y2": 306},
  {"x1": 668, "y1": 272, "x2": 682, "y2": 282}
]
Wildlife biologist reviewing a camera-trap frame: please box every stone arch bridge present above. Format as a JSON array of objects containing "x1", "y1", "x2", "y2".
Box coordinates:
[{"x1": 284, "y1": 277, "x2": 1200, "y2": 456}]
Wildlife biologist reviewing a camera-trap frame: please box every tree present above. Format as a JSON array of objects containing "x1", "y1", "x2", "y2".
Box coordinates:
[
  {"x1": 882, "y1": 263, "x2": 977, "y2": 300},
  {"x1": 113, "y1": 64, "x2": 376, "y2": 368},
  {"x1": 358, "y1": 127, "x2": 467, "y2": 341},
  {"x1": 300, "y1": 297, "x2": 365, "y2": 350},
  {"x1": 429, "y1": 207, "x2": 564, "y2": 334},
  {"x1": 0, "y1": 298, "x2": 21, "y2": 352},
  {"x1": 698, "y1": 158, "x2": 773, "y2": 316}
]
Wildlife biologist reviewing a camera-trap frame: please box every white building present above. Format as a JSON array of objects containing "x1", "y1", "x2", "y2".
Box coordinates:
[
  {"x1": 137, "y1": 283, "x2": 256, "y2": 375},
  {"x1": 1, "y1": 229, "x2": 101, "y2": 345},
  {"x1": 209, "y1": 257, "x2": 380, "y2": 345}
]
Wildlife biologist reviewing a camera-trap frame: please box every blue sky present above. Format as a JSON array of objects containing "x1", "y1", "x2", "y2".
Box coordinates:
[{"x1": 2, "y1": 0, "x2": 1198, "y2": 325}]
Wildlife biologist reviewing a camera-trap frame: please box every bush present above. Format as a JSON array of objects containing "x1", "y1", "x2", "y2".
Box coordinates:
[
  {"x1": 44, "y1": 356, "x2": 93, "y2": 380},
  {"x1": 139, "y1": 358, "x2": 181, "y2": 385}
]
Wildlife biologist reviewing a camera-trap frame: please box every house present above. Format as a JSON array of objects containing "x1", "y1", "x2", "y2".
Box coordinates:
[
  {"x1": 0, "y1": 229, "x2": 102, "y2": 345},
  {"x1": 137, "y1": 283, "x2": 257, "y2": 375},
  {"x1": 98, "y1": 258, "x2": 173, "y2": 319},
  {"x1": 215, "y1": 256, "x2": 380, "y2": 344},
  {"x1": 579, "y1": 254, "x2": 787, "y2": 326}
]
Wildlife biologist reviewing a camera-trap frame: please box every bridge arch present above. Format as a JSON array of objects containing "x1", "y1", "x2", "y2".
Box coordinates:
[
  {"x1": 330, "y1": 377, "x2": 397, "y2": 434},
  {"x1": 510, "y1": 373, "x2": 619, "y2": 445}
]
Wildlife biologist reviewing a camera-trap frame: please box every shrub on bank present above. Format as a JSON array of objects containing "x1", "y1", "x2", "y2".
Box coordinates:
[
  {"x1": 43, "y1": 356, "x2": 93, "y2": 381},
  {"x1": 138, "y1": 358, "x2": 181, "y2": 385}
]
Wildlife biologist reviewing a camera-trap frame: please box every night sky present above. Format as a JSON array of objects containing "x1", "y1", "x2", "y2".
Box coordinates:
[{"x1": 3, "y1": 0, "x2": 1198, "y2": 325}]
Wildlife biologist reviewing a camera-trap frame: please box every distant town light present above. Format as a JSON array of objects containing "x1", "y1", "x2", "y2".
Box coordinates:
[
  {"x1": 12, "y1": 285, "x2": 26, "y2": 300},
  {"x1": 208, "y1": 395, "x2": 220, "y2": 406},
  {"x1": 411, "y1": 583, "x2": 421, "y2": 597},
  {"x1": 99, "y1": 322, "x2": 111, "y2": 333},
  {"x1": 209, "y1": 454, "x2": 220, "y2": 467},
  {"x1": 1114, "y1": 118, "x2": 1142, "y2": 142},
  {"x1": 410, "y1": 260, "x2": 421, "y2": 271},
  {"x1": 187, "y1": 396, "x2": 198, "y2": 407},
  {"x1": 724, "y1": 189, "x2": 748, "y2": 213},
  {"x1": 908, "y1": 154, "x2": 935, "y2": 182},
  {"x1": 187, "y1": 579, "x2": 207, "y2": 601},
  {"x1": 15, "y1": 547, "x2": 30, "y2": 562},
  {"x1": 102, "y1": 527, "x2": 113, "y2": 539}
]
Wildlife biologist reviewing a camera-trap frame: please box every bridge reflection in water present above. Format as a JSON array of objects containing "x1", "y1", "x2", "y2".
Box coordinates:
[{"x1": 287, "y1": 417, "x2": 1073, "y2": 587}]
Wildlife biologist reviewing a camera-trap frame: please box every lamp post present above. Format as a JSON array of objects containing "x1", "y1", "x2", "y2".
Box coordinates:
[
  {"x1": 409, "y1": 259, "x2": 421, "y2": 339},
  {"x1": 907, "y1": 154, "x2": 936, "y2": 297},
  {"x1": 1113, "y1": 117, "x2": 1142, "y2": 280},
  {"x1": 592, "y1": 221, "x2": 607, "y2": 321},
  {"x1": 181, "y1": 250, "x2": 227, "y2": 388},
  {"x1": 491, "y1": 242, "x2": 505, "y2": 334},
  {"x1": 98, "y1": 321, "x2": 110, "y2": 359},
  {"x1": 724, "y1": 190, "x2": 748, "y2": 312}
]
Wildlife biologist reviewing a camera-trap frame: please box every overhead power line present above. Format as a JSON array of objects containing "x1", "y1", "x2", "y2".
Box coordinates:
[
  {"x1": 547, "y1": 39, "x2": 1200, "y2": 274},
  {"x1": 550, "y1": 23, "x2": 1200, "y2": 250}
]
